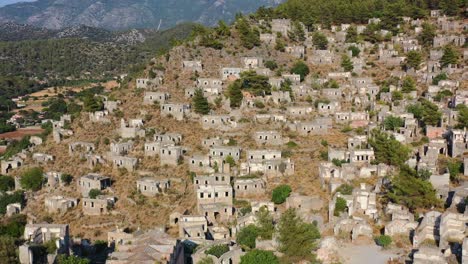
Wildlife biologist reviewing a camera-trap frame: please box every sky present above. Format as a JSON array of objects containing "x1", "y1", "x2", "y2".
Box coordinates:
[{"x1": 0, "y1": 0, "x2": 35, "y2": 7}]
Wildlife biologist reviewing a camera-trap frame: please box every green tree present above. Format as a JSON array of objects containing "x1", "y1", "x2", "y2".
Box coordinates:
[
  {"x1": 215, "y1": 20, "x2": 230, "y2": 37},
  {"x1": 197, "y1": 257, "x2": 214, "y2": 264},
  {"x1": 418, "y1": 23, "x2": 436, "y2": 47},
  {"x1": 375, "y1": 235, "x2": 392, "y2": 248},
  {"x1": 57, "y1": 255, "x2": 90, "y2": 264},
  {"x1": 83, "y1": 95, "x2": 103, "y2": 112},
  {"x1": 88, "y1": 189, "x2": 102, "y2": 199},
  {"x1": 256, "y1": 206, "x2": 274, "y2": 239},
  {"x1": 227, "y1": 81, "x2": 243, "y2": 107},
  {"x1": 240, "y1": 249, "x2": 279, "y2": 264},
  {"x1": 206, "y1": 244, "x2": 229, "y2": 258},
  {"x1": 277, "y1": 209, "x2": 321, "y2": 260},
  {"x1": 348, "y1": 46, "x2": 361, "y2": 57},
  {"x1": 271, "y1": 185, "x2": 292, "y2": 204},
  {"x1": 384, "y1": 116, "x2": 404, "y2": 131},
  {"x1": 440, "y1": 0, "x2": 462, "y2": 16},
  {"x1": 60, "y1": 174, "x2": 73, "y2": 186},
  {"x1": 401, "y1": 76, "x2": 416, "y2": 93},
  {"x1": 239, "y1": 71, "x2": 271, "y2": 96},
  {"x1": 334, "y1": 197, "x2": 347, "y2": 216},
  {"x1": 290, "y1": 61, "x2": 309, "y2": 82},
  {"x1": 193, "y1": 89, "x2": 211, "y2": 115},
  {"x1": 386, "y1": 165, "x2": 441, "y2": 211},
  {"x1": 20, "y1": 167, "x2": 44, "y2": 191},
  {"x1": 447, "y1": 160, "x2": 462, "y2": 183},
  {"x1": 236, "y1": 225, "x2": 258, "y2": 249},
  {"x1": 345, "y1": 25, "x2": 358, "y2": 43},
  {"x1": 407, "y1": 99, "x2": 441, "y2": 127},
  {"x1": 0, "y1": 175, "x2": 14, "y2": 192},
  {"x1": 334, "y1": 184, "x2": 353, "y2": 195},
  {"x1": 432, "y1": 73, "x2": 447, "y2": 85},
  {"x1": 275, "y1": 38, "x2": 286, "y2": 52},
  {"x1": 236, "y1": 18, "x2": 260, "y2": 49},
  {"x1": 264, "y1": 60, "x2": 278, "y2": 70},
  {"x1": 405, "y1": 51, "x2": 422, "y2": 70},
  {"x1": 369, "y1": 129, "x2": 410, "y2": 167},
  {"x1": 440, "y1": 45, "x2": 459, "y2": 68},
  {"x1": 0, "y1": 236, "x2": 18, "y2": 263},
  {"x1": 341, "y1": 55, "x2": 353, "y2": 72},
  {"x1": 312, "y1": 32, "x2": 328, "y2": 50},
  {"x1": 288, "y1": 21, "x2": 306, "y2": 42},
  {"x1": 455, "y1": 104, "x2": 468, "y2": 128}
]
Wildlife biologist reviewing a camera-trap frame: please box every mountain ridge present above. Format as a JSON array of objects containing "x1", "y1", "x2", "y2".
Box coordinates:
[{"x1": 0, "y1": 0, "x2": 284, "y2": 30}]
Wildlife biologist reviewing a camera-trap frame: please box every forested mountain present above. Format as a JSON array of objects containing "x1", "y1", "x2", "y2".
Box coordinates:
[{"x1": 0, "y1": 0, "x2": 284, "y2": 30}]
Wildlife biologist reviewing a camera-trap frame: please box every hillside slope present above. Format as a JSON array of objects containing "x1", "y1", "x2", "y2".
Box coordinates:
[{"x1": 0, "y1": 0, "x2": 284, "y2": 30}]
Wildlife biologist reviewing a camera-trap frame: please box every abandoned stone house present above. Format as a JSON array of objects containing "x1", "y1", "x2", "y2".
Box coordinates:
[
  {"x1": 104, "y1": 100, "x2": 120, "y2": 113},
  {"x1": 281, "y1": 73, "x2": 301, "y2": 84},
  {"x1": 1, "y1": 157, "x2": 23, "y2": 174},
  {"x1": 160, "y1": 145, "x2": 183, "y2": 166},
  {"x1": 210, "y1": 146, "x2": 241, "y2": 161},
  {"x1": 175, "y1": 214, "x2": 208, "y2": 239},
  {"x1": 160, "y1": 103, "x2": 190, "y2": 121},
  {"x1": 318, "y1": 101, "x2": 341, "y2": 115},
  {"x1": 68, "y1": 142, "x2": 95, "y2": 155},
  {"x1": 348, "y1": 135, "x2": 368, "y2": 149},
  {"x1": 329, "y1": 183, "x2": 377, "y2": 221},
  {"x1": 112, "y1": 156, "x2": 138, "y2": 171},
  {"x1": 309, "y1": 50, "x2": 335, "y2": 65},
  {"x1": 221, "y1": 67, "x2": 243, "y2": 80},
  {"x1": 269, "y1": 77, "x2": 284, "y2": 88},
  {"x1": 32, "y1": 153, "x2": 54, "y2": 164},
  {"x1": 182, "y1": 60, "x2": 203, "y2": 72},
  {"x1": 20, "y1": 224, "x2": 69, "y2": 264},
  {"x1": 6, "y1": 203, "x2": 21, "y2": 217},
  {"x1": 433, "y1": 35, "x2": 466, "y2": 48},
  {"x1": 234, "y1": 178, "x2": 266, "y2": 197},
  {"x1": 202, "y1": 137, "x2": 224, "y2": 148},
  {"x1": 268, "y1": 91, "x2": 292, "y2": 105},
  {"x1": 285, "y1": 45, "x2": 305, "y2": 58},
  {"x1": 241, "y1": 158, "x2": 295, "y2": 178},
  {"x1": 196, "y1": 78, "x2": 223, "y2": 89},
  {"x1": 109, "y1": 141, "x2": 134, "y2": 156},
  {"x1": 321, "y1": 88, "x2": 342, "y2": 100},
  {"x1": 45, "y1": 196, "x2": 78, "y2": 213},
  {"x1": 189, "y1": 154, "x2": 222, "y2": 174},
  {"x1": 195, "y1": 177, "x2": 233, "y2": 223},
  {"x1": 271, "y1": 18, "x2": 291, "y2": 35},
  {"x1": 52, "y1": 127, "x2": 73, "y2": 143},
  {"x1": 286, "y1": 193, "x2": 324, "y2": 217},
  {"x1": 242, "y1": 57, "x2": 263, "y2": 69},
  {"x1": 438, "y1": 211, "x2": 467, "y2": 250},
  {"x1": 201, "y1": 115, "x2": 237, "y2": 130},
  {"x1": 447, "y1": 129, "x2": 467, "y2": 157},
  {"x1": 136, "y1": 178, "x2": 170, "y2": 196},
  {"x1": 78, "y1": 174, "x2": 111, "y2": 197},
  {"x1": 144, "y1": 141, "x2": 168, "y2": 157},
  {"x1": 292, "y1": 121, "x2": 330, "y2": 136},
  {"x1": 333, "y1": 218, "x2": 373, "y2": 242},
  {"x1": 120, "y1": 118, "x2": 146, "y2": 138},
  {"x1": 413, "y1": 211, "x2": 441, "y2": 248},
  {"x1": 246, "y1": 149, "x2": 282, "y2": 161},
  {"x1": 287, "y1": 105, "x2": 314, "y2": 116},
  {"x1": 82, "y1": 196, "x2": 115, "y2": 216},
  {"x1": 254, "y1": 130, "x2": 284, "y2": 146},
  {"x1": 334, "y1": 112, "x2": 370, "y2": 127},
  {"x1": 89, "y1": 110, "x2": 110, "y2": 123},
  {"x1": 143, "y1": 91, "x2": 170, "y2": 105},
  {"x1": 44, "y1": 171, "x2": 63, "y2": 188},
  {"x1": 136, "y1": 78, "x2": 150, "y2": 89},
  {"x1": 292, "y1": 85, "x2": 314, "y2": 100},
  {"x1": 260, "y1": 33, "x2": 276, "y2": 45}
]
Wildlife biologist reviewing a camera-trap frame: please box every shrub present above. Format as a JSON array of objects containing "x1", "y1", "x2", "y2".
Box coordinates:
[
  {"x1": 375, "y1": 235, "x2": 392, "y2": 248},
  {"x1": 0, "y1": 175, "x2": 14, "y2": 192},
  {"x1": 290, "y1": 60, "x2": 309, "y2": 82},
  {"x1": 240, "y1": 249, "x2": 279, "y2": 264},
  {"x1": 335, "y1": 184, "x2": 353, "y2": 195},
  {"x1": 60, "y1": 174, "x2": 73, "y2": 186},
  {"x1": 334, "y1": 197, "x2": 347, "y2": 216},
  {"x1": 271, "y1": 185, "x2": 292, "y2": 204},
  {"x1": 88, "y1": 189, "x2": 102, "y2": 199},
  {"x1": 57, "y1": 255, "x2": 90, "y2": 264},
  {"x1": 20, "y1": 167, "x2": 44, "y2": 191},
  {"x1": 236, "y1": 224, "x2": 259, "y2": 249},
  {"x1": 205, "y1": 244, "x2": 229, "y2": 258}
]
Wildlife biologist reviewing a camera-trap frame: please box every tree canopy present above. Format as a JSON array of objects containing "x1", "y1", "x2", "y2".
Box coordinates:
[
  {"x1": 240, "y1": 249, "x2": 279, "y2": 264},
  {"x1": 369, "y1": 129, "x2": 410, "y2": 167}
]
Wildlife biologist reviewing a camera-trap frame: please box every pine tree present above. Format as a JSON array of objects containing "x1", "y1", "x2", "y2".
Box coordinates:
[
  {"x1": 401, "y1": 76, "x2": 416, "y2": 93},
  {"x1": 341, "y1": 55, "x2": 353, "y2": 72},
  {"x1": 345, "y1": 25, "x2": 358, "y2": 43},
  {"x1": 405, "y1": 51, "x2": 422, "y2": 70},
  {"x1": 192, "y1": 89, "x2": 210, "y2": 115},
  {"x1": 228, "y1": 81, "x2": 243, "y2": 107},
  {"x1": 440, "y1": 45, "x2": 459, "y2": 68}
]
